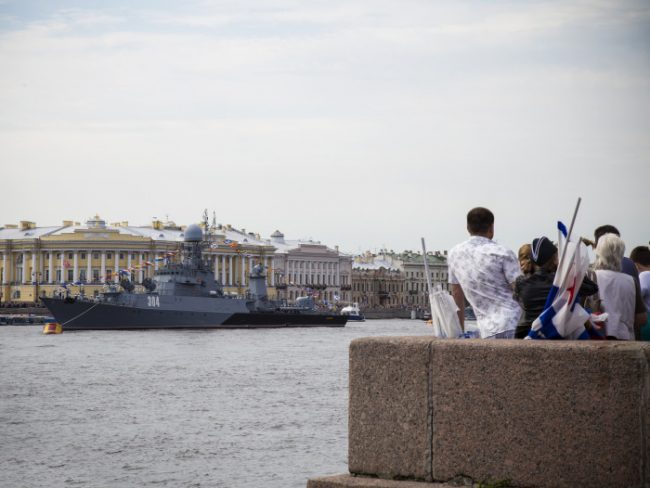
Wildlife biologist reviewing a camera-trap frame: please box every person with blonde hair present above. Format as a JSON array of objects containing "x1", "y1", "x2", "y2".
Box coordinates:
[
  {"x1": 517, "y1": 243, "x2": 535, "y2": 276},
  {"x1": 589, "y1": 234, "x2": 647, "y2": 340}
]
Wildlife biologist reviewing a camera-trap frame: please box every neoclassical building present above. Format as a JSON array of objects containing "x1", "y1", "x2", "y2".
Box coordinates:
[
  {"x1": 0, "y1": 217, "x2": 351, "y2": 306},
  {"x1": 351, "y1": 250, "x2": 449, "y2": 309},
  {"x1": 266, "y1": 231, "x2": 353, "y2": 305},
  {"x1": 352, "y1": 255, "x2": 404, "y2": 308}
]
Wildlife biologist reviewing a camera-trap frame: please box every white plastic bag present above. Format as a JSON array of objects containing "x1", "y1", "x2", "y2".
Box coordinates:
[{"x1": 429, "y1": 285, "x2": 463, "y2": 338}]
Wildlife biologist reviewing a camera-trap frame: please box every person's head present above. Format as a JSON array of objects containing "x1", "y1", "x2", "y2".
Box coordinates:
[
  {"x1": 594, "y1": 233, "x2": 625, "y2": 271},
  {"x1": 531, "y1": 236, "x2": 558, "y2": 271},
  {"x1": 630, "y1": 246, "x2": 650, "y2": 271},
  {"x1": 466, "y1": 207, "x2": 494, "y2": 238},
  {"x1": 518, "y1": 244, "x2": 535, "y2": 275},
  {"x1": 594, "y1": 225, "x2": 620, "y2": 244}
]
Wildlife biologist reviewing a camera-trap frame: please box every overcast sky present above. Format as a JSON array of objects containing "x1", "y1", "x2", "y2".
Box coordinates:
[{"x1": 1, "y1": 0, "x2": 648, "y2": 255}]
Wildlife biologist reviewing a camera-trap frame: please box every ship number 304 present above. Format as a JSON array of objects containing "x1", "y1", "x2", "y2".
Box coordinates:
[{"x1": 147, "y1": 296, "x2": 160, "y2": 307}]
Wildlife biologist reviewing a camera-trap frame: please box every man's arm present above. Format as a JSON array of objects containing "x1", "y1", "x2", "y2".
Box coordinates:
[{"x1": 451, "y1": 283, "x2": 465, "y2": 331}]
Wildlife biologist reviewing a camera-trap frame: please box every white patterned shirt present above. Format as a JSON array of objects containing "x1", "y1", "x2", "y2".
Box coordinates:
[{"x1": 448, "y1": 236, "x2": 522, "y2": 338}]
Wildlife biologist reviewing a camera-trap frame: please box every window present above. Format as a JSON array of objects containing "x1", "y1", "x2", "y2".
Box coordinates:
[
  {"x1": 67, "y1": 270, "x2": 73, "y2": 281},
  {"x1": 119, "y1": 253, "x2": 124, "y2": 260},
  {"x1": 107, "y1": 253, "x2": 112, "y2": 260},
  {"x1": 12, "y1": 290, "x2": 20, "y2": 299},
  {"x1": 68, "y1": 253, "x2": 73, "y2": 260},
  {"x1": 45, "y1": 269, "x2": 49, "y2": 282},
  {"x1": 45, "y1": 253, "x2": 50, "y2": 259},
  {"x1": 93, "y1": 269, "x2": 100, "y2": 282},
  {"x1": 79, "y1": 269, "x2": 86, "y2": 282},
  {"x1": 93, "y1": 253, "x2": 99, "y2": 260},
  {"x1": 81, "y1": 253, "x2": 86, "y2": 260},
  {"x1": 56, "y1": 270, "x2": 62, "y2": 282},
  {"x1": 57, "y1": 253, "x2": 61, "y2": 259}
]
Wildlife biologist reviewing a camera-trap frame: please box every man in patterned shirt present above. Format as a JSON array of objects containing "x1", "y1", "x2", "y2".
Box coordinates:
[{"x1": 448, "y1": 207, "x2": 522, "y2": 338}]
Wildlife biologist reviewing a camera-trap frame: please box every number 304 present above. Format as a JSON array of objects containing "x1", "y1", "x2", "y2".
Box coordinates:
[{"x1": 147, "y1": 296, "x2": 160, "y2": 307}]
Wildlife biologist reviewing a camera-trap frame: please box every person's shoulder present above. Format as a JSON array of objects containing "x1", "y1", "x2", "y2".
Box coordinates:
[
  {"x1": 484, "y1": 240, "x2": 516, "y2": 258},
  {"x1": 449, "y1": 239, "x2": 471, "y2": 255}
]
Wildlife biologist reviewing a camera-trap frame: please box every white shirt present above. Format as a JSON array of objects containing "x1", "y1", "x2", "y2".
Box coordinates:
[
  {"x1": 448, "y1": 236, "x2": 522, "y2": 338},
  {"x1": 595, "y1": 269, "x2": 636, "y2": 340},
  {"x1": 640, "y1": 271, "x2": 650, "y2": 312}
]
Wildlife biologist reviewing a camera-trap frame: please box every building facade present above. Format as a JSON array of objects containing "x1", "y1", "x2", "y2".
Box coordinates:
[
  {"x1": 266, "y1": 231, "x2": 353, "y2": 306},
  {"x1": 352, "y1": 253, "x2": 404, "y2": 308},
  {"x1": 351, "y1": 250, "x2": 449, "y2": 309}
]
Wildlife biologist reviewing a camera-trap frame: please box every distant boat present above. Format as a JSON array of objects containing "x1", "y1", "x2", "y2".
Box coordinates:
[{"x1": 340, "y1": 303, "x2": 365, "y2": 322}]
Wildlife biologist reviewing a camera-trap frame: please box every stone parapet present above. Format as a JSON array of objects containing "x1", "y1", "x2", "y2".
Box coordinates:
[{"x1": 344, "y1": 337, "x2": 650, "y2": 488}]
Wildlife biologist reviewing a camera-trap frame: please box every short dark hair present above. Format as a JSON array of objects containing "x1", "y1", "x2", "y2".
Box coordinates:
[
  {"x1": 630, "y1": 246, "x2": 650, "y2": 267},
  {"x1": 467, "y1": 207, "x2": 494, "y2": 235},
  {"x1": 594, "y1": 225, "x2": 620, "y2": 243}
]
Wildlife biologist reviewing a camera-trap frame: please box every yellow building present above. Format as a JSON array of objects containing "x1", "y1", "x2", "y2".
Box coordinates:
[{"x1": 0, "y1": 216, "x2": 277, "y2": 305}]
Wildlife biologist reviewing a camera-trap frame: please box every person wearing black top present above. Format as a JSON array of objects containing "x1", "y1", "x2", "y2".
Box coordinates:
[{"x1": 513, "y1": 236, "x2": 598, "y2": 339}]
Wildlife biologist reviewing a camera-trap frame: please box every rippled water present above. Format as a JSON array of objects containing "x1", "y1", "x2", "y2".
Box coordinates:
[{"x1": 0, "y1": 320, "x2": 433, "y2": 488}]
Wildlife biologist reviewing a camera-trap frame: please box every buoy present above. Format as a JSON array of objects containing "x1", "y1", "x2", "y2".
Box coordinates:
[{"x1": 43, "y1": 322, "x2": 62, "y2": 334}]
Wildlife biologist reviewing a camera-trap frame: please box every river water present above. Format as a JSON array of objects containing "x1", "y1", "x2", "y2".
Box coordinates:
[{"x1": 1, "y1": 319, "x2": 434, "y2": 488}]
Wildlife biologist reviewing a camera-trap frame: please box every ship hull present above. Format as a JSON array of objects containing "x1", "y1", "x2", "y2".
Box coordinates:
[{"x1": 41, "y1": 297, "x2": 346, "y2": 330}]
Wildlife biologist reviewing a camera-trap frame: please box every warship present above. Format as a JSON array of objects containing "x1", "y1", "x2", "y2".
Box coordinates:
[{"x1": 41, "y1": 223, "x2": 347, "y2": 330}]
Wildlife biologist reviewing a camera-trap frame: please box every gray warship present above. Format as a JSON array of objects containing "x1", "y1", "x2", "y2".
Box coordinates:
[{"x1": 41, "y1": 224, "x2": 347, "y2": 330}]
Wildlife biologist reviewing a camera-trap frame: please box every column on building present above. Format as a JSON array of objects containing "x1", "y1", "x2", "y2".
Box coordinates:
[
  {"x1": 228, "y1": 255, "x2": 233, "y2": 286},
  {"x1": 86, "y1": 252, "x2": 92, "y2": 283},
  {"x1": 1, "y1": 252, "x2": 6, "y2": 284},
  {"x1": 268, "y1": 257, "x2": 274, "y2": 286},
  {"x1": 138, "y1": 253, "x2": 143, "y2": 283},
  {"x1": 154, "y1": 252, "x2": 159, "y2": 272},
  {"x1": 101, "y1": 251, "x2": 106, "y2": 283},
  {"x1": 31, "y1": 251, "x2": 37, "y2": 283},
  {"x1": 73, "y1": 252, "x2": 79, "y2": 282},
  {"x1": 214, "y1": 254, "x2": 219, "y2": 282},
  {"x1": 240, "y1": 254, "x2": 246, "y2": 285},
  {"x1": 49, "y1": 252, "x2": 54, "y2": 284},
  {"x1": 221, "y1": 255, "x2": 226, "y2": 284},
  {"x1": 114, "y1": 250, "x2": 120, "y2": 283},
  {"x1": 21, "y1": 251, "x2": 28, "y2": 284},
  {"x1": 59, "y1": 251, "x2": 65, "y2": 284}
]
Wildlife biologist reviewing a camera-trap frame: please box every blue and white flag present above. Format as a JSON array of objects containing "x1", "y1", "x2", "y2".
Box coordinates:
[{"x1": 528, "y1": 241, "x2": 591, "y2": 340}]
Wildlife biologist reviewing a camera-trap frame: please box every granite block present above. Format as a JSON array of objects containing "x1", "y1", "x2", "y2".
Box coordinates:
[
  {"x1": 307, "y1": 474, "x2": 454, "y2": 488},
  {"x1": 346, "y1": 337, "x2": 650, "y2": 488},
  {"x1": 348, "y1": 337, "x2": 433, "y2": 480}
]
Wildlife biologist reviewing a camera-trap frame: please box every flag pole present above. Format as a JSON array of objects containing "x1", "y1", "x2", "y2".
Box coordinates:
[
  {"x1": 556, "y1": 197, "x2": 582, "y2": 284},
  {"x1": 421, "y1": 237, "x2": 435, "y2": 323}
]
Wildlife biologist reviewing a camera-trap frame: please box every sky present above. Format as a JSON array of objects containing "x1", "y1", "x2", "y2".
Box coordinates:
[{"x1": 0, "y1": 0, "x2": 648, "y2": 255}]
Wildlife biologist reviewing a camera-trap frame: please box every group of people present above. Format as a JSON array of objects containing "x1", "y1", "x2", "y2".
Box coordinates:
[{"x1": 447, "y1": 207, "x2": 649, "y2": 340}]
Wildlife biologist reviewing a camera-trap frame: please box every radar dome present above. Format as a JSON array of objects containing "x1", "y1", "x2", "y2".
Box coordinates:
[{"x1": 184, "y1": 224, "x2": 203, "y2": 242}]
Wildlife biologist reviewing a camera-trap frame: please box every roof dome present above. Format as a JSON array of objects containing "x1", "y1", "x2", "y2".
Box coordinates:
[
  {"x1": 184, "y1": 224, "x2": 203, "y2": 242},
  {"x1": 270, "y1": 229, "x2": 285, "y2": 244}
]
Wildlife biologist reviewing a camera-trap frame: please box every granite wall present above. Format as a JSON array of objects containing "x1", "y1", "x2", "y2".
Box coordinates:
[{"x1": 341, "y1": 338, "x2": 650, "y2": 488}]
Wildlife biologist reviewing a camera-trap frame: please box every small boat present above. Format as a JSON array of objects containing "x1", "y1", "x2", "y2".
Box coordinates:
[
  {"x1": 341, "y1": 303, "x2": 365, "y2": 322},
  {"x1": 43, "y1": 322, "x2": 62, "y2": 334}
]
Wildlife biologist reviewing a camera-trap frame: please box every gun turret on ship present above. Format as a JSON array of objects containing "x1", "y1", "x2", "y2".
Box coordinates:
[{"x1": 41, "y1": 224, "x2": 347, "y2": 330}]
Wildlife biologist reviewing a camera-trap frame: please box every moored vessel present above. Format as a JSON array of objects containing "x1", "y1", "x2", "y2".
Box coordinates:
[
  {"x1": 42, "y1": 224, "x2": 346, "y2": 330},
  {"x1": 340, "y1": 302, "x2": 365, "y2": 322}
]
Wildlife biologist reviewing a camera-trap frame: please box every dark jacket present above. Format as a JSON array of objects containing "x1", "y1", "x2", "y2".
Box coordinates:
[{"x1": 513, "y1": 269, "x2": 598, "y2": 338}]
